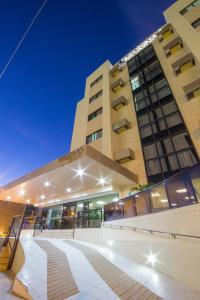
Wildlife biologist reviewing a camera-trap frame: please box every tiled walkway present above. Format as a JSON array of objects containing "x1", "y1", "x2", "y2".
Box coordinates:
[
  {"x1": 35, "y1": 240, "x2": 78, "y2": 300},
  {"x1": 65, "y1": 240, "x2": 161, "y2": 300},
  {"x1": 9, "y1": 237, "x2": 200, "y2": 300}
]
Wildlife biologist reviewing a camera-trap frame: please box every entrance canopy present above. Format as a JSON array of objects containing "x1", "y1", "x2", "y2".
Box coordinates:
[{"x1": 0, "y1": 145, "x2": 138, "y2": 206}]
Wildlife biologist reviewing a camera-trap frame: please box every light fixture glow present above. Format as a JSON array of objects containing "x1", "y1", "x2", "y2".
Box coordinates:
[
  {"x1": 78, "y1": 203, "x2": 83, "y2": 208},
  {"x1": 176, "y1": 189, "x2": 187, "y2": 193},
  {"x1": 19, "y1": 189, "x2": 26, "y2": 196},
  {"x1": 40, "y1": 194, "x2": 46, "y2": 200},
  {"x1": 44, "y1": 181, "x2": 50, "y2": 187},
  {"x1": 6, "y1": 196, "x2": 11, "y2": 201},
  {"x1": 160, "y1": 199, "x2": 168, "y2": 203},
  {"x1": 147, "y1": 253, "x2": 157, "y2": 265},
  {"x1": 151, "y1": 192, "x2": 160, "y2": 197},
  {"x1": 26, "y1": 199, "x2": 30, "y2": 203},
  {"x1": 66, "y1": 188, "x2": 71, "y2": 193},
  {"x1": 108, "y1": 240, "x2": 114, "y2": 246},
  {"x1": 112, "y1": 198, "x2": 119, "y2": 202},
  {"x1": 96, "y1": 201, "x2": 105, "y2": 205},
  {"x1": 98, "y1": 178, "x2": 106, "y2": 185},
  {"x1": 76, "y1": 168, "x2": 84, "y2": 177}
]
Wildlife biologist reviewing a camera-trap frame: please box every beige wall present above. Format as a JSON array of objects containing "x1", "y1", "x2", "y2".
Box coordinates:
[
  {"x1": 0, "y1": 200, "x2": 25, "y2": 234},
  {"x1": 75, "y1": 203, "x2": 200, "y2": 292},
  {"x1": 70, "y1": 60, "x2": 147, "y2": 185},
  {"x1": 153, "y1": 11, "x2": 200, "y2": 158},
  {"x1": 164, "y1": 0, "x2": 200, "y2": 64}
]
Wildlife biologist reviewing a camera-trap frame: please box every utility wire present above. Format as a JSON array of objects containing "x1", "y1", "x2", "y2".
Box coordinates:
[{"x1": 0, "y1": 0, "x2": 48, "y2": 80}]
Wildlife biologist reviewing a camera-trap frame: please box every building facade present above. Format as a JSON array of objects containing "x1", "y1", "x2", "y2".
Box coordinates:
[{"x1": 71, "y1": 0, "x2": 200, "y2": 185}]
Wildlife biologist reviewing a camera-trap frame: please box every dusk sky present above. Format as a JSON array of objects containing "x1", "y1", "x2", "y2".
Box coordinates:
[{"x1": 0, "y1": 0, "x2": 175, "y2": 185}]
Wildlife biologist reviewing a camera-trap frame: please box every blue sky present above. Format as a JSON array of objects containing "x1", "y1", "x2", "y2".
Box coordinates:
[{"x1": 0, "y1": 0, "x2": 175, "y2": 185}]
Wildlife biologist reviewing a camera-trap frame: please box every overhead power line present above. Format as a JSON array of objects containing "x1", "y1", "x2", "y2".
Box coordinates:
[{"x1": 0, "y1": 0, "x2": 48, "y2": 80}]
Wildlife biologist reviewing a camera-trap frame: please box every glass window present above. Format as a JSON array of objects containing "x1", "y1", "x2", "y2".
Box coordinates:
[
  {"x1": 89, "y1": 90, "x2": 103, "y2": 103},
  {"x1": 178, "y1": 150, "x2": 198, "y2": 168},
  {"x1": 163, "y1": 138, "x2": 174, "y2": 153},
  {"x1": 150, "y1": 183, "x2": 169, "y2": 212},
  {"x1": 122, "y1": 197, "x2": 137, "y2": 218},
  {"x1": 166, "y1": 113, "x2": 182, "y2": 128},
  {"x1": 180, "y1": 0, "x2": 200, "y2": 15},
  {"x1": 166, "y1": 173, "x2": 197, "y2": 208},
  {"x1": 131, "y1": 75, "x2": 141, "y2": 90},
  {"x1": 135, "y1": 191, "x2": 151, "y2": 215},
  {"x1": 138, "y1": 112, "x2": 154, "y2": 127},
  {"x1": 189, "y1": 165, "x2": 200, "y2": 202},
  {"x1": 172, "y1": 133, "x2": 190, "y2": 151},
  {"x1": 88, "y1": 108, "x2": 102, "y2": 121},
  {"x1": 162, "y1": 102, "x2": 178, "y2": 116},
  {"x1": 146, "y1": 159, "x2": 161, "y2": 175},
  {"x1": 144, "y1": 144, "x2": 158, "y2": 160},
  {"x1": 140, "y1": 124, "x2": 157, "y2": 138},
  {"x1": 168, "y1": 154, "x2": 180, "y2": 170},
  {"x1": 192, "y1": 18, "x2": 200, "y2": 28},
  {"x1": 86, "y1": 129, "x2": 102, "y2": 144}
]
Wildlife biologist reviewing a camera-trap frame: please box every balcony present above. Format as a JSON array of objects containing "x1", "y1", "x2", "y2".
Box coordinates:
[
  {"x1": 114, "y1": 148, "x2": 135, "y2": 164},
  {"x1": 157, "y1": 24, "x2": 173, "y2": 42},
  {"x1": 111, "y1": 78, "x2": 125, "y2": 93},
  {"x1": 183, "y1": 78, "x2": 200, "y2": 100},
  {"x1": 110, "y1": 64, "x2": 123, "y2": 77},
  {"x1": 111, "y1": 96, "x2": 128, "y2": 111},
  {"x1": 163, "y1": 37, "x2": 183, "y2": 57},
  {"x1": 172, "y1": 53, "x2": 195, "y2": 75},
  {"x1": 112, "y1": 119, "x2": 131, "y2": 134}
]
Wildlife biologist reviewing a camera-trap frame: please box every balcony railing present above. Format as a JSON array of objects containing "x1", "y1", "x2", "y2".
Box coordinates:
[{"x1": 104, "y1": 163, "x2": 200, "y2": 222}]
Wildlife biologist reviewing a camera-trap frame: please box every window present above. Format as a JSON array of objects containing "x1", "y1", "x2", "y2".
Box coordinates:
[
  {"x1": 143, "y1": 61, "x2": 162, "y2": 81},
  {"x1": 150, "y1": 184, "x2": 169, "y2": 212},
  {"x1": 180, "y1": 0, "x2": 200, "y2": 15},
  {"x1": 135, "y1": 191, "x2": 151, "y2": 215},
  {"x1": 192, "y1": 18, "x2": 200, "y2": 28},
  {"x1": 166, "y1": 173, "x2": 197, "y2": 208},
  {"x1": 86, "y1": 129, "x2": 102, "y2": 144},
  {"x1": 131, "y1": 75, "x2": 140, "y2": 91},
  {"x1": 90, "y1": 75, "x2": 103, "y2": 88},
  {"x1": 89, "y1": 90, "x2": 103, "y2": 103},
  {"x1": 88, "y1": 108, "x2": 102, "y2": 121}
]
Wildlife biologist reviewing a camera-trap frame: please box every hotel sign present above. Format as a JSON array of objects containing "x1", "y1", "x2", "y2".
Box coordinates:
[
  {"x1": 119, "y1": 27, "x2": 162, "y2": 65},
  {"x1": 58, "y1": 146, "x2": 85, "y2": 164}
]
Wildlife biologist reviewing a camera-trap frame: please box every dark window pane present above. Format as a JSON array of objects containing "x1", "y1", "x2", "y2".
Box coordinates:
[
  {"x1": 146, "y1": 159, "x2": 161, "y2": 175},
  {"x1": 178, "y1": 150, "x2": 198, "y2": 168},
  {"x1": 166, "y1": 173, "x2": 197, "y2": 208}
]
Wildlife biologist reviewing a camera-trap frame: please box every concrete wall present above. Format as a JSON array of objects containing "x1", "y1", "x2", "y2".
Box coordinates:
[{"x1": 74, "y1": 203, "x2": 200, "y2": 292}]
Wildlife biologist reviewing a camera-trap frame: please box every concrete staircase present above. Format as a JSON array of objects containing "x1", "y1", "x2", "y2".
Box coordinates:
[{"x1": 0, "y1": 246, "x2": 10, "y2": 271}]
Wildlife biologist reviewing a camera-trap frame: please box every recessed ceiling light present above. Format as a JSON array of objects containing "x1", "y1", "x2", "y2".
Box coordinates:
[
  {"x1": 19, "y1": 189, "x2": 26, "y2": 196},
  {"x1": 44, "y1": 181, "x2": 50, "y2": 187},
  {"x1": 98, "y1": 178, "x2": 106, "y2": 185},
  {"x1": 66, "y1": 188, "x2": 71, "y2": 193},
  {"x1": 96, "y1": 201, "x2": 105, "y2": 205},
  {"x1": 26, "y1": 199, "x2": 30, "y2": 203},
  {"x1": 40, "y1": 194, "x2": 46, "y2": 200},
  {"x1": 6, "y1": 196, "x2": 11, "y2": 201},
  {"x1": 76, "y1": 168, "x2": 84, "y2": 177}
]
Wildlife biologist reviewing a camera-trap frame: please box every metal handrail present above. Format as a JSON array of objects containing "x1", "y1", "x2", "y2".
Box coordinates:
[{"x1": 102, "y1": 223, "x2": 200, "y2": 240}]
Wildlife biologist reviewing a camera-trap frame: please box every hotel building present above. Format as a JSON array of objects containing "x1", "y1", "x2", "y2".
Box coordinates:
[{"x1": 0, "y1": 0, "x2": 200, "y2": 232}]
